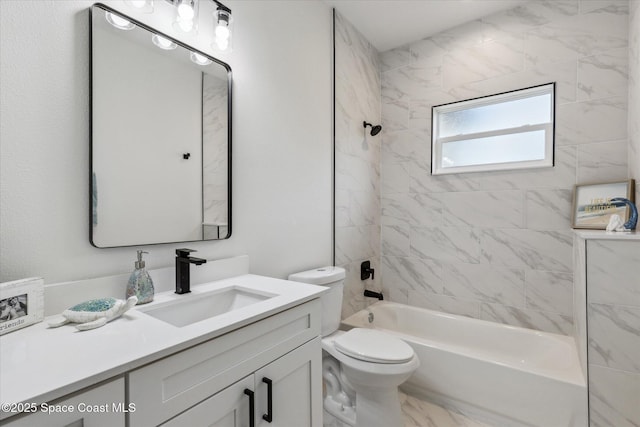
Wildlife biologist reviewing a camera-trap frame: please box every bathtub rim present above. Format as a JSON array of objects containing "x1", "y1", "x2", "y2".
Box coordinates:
[{"x1": 341, "y1": 301, "x2": 586, "y2": 387}]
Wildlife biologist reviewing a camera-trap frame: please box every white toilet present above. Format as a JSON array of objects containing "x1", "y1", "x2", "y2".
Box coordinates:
[{"x1": 289, "y1": 267, "x2": 419, "y2": 427}]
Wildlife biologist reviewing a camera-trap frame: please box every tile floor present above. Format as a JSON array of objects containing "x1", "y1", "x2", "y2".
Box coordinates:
[
  {"x1": 324, "y1": 391, "x2": 494, "y2": 427},
  {"x1": 400, "y1": 392, "x2": 493, "y2": 427}
]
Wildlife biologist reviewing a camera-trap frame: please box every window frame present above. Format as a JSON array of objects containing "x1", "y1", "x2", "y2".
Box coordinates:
[{"x1": 431, "y1": 82, "x2": 556, "y2": 175}]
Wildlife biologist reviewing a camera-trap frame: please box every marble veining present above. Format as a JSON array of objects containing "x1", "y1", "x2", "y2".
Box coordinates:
[
  {"x1": 334, "y1": 12, "x2": 382, "y2": 326},
  {"x1": 381, "y1": 255, "x2": 443, "y2": 295},
  {"x1": 585, "y1": 237, "x2": 640, "y2": 426},
  {"x1": 480, "y1": 302, "x2": 573, "y2": 335},
  {"x1": 525, "y1": 189, "x2": 573, "y2": 230},
  {"x1": 480, "y1": 229, "x2": 573, "y2": 272},
  {"x1": 442, "y1": 262, "x2": 525, "y2": 307},
  {"x1": 577, "y1": 47, "x2": 629, "y2": 100},
  {"x1": 382, "y1": 99, "x2": 409, "y2": 132},
  {"x1": 409, "y1": 162, "x2": 482, "y2": 193},
  {"x1": 440, "y1": 190, "x2": 524, "y2": 228},
  {"x1": 382, "y1": 225, "x2": 411, "y2": 257},
  {"x1": 477, "y1": 146, "x2": 577, "y2": 191},
  {"x1": 587, "y1": 240, "x2": 640, "y2": 306},
  {"x1": 555, "y1": 96, "x2": 628, "y2": 145},
  {"x1": 411, "y1": 226, "x2": 481, "y2": 264},
  {"x1": 382, "y1": 193, "x2": 442, "y2": 227},
  {"x1": 325, "y1": 391, "x2": 494, "y2": 427},
  {"x1": 407, "y1": 289, "x2": 481, "y2": 319},
  {"x1": 202, "y1": 75, "x2": 228, "y2": 227},
  {"x1": 459, "y1": 57, "x2": 577, "y2": 104},
  {"x1": 442, "y1": 36, "x2": 525, "y2": 89},
  {"x1": 483, "y1": 1, "x2": 579, "y2": 33},
  {"x1": 375, "y1": 0, "x2": 630, "y2": 338},
  {"x1": 525, "y1": 3, "x2": 628, "y2": 65},
  {"x1": 577, "y1": 140, "x2": 629, "y2": 183},
  {"x1": 524, "y1": 270, "x2": 573, "y2": 315},
  {"x1": 381, "y1": 161, "x2": 410, "y2": 194},
  {"x1": 400, "y1": 392, "x2": 493, "y2": 427},
  {"x1": 588, "y1": 303, "x2": 640, "y2": 374},
  {"x1": 588, "y1": 365, "x2": 640, "y2": 427}
]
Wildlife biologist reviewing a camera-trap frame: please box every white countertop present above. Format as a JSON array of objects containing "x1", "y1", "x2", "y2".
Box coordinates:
[
  {"x1": 0, "y1": 274, "x2": 326, "y2": 418},
  {"x1": 574, "y1": 229, "x2": 640, "y2": 240}
]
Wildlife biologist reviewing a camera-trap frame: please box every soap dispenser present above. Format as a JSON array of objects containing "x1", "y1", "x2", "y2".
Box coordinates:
[{"x1": 126, "y1": 250, "x2": 154, "y2": 304}]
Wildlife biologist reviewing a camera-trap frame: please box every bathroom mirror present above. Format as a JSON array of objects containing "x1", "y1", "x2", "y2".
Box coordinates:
[{"x1": 90, "y1": 3, "x2": 231, "y2": 248}]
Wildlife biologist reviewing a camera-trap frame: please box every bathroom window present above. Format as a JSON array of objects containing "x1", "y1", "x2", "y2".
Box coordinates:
[{"x1": 431, "y1": 83, "x2": 555, "y2": 175}]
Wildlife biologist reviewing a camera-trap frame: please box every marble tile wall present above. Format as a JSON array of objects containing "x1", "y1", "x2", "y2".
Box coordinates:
[
  {"x1": 334, "y1": 12, "x2": 382, "y2": 317},
  {"x1": 586, "y1": 238, "x2": 640, "y2": 426},
  {"x1": 573, "y1": 234, "x2": 588, "y2": 379},
  {"x1": 379, "y1": 0, "x2": 629, "y2": 334},
  {"x1": 631, "y1": 0, "x2": 640, "y2": 202},
  {"x1": 203, "y1": 74, "x2": 229, "y2": 232}
]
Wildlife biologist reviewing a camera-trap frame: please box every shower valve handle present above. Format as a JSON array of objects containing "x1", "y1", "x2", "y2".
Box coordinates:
[{"x1": 361, "y1": 260, "x2": 375, "y2": 281}]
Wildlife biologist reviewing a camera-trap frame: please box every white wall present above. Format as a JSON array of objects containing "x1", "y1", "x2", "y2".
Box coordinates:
[{"x1": 0, "y1": 0, "x2": 333, "y2": 284}]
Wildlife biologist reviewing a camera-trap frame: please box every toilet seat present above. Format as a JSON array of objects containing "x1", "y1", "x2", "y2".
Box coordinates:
[{"x1": 333, "y1": 328, "x2": 414, "y2": 364}]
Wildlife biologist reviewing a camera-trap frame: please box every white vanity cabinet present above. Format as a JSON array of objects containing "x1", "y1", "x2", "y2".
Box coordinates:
[
  {"x1": 253, "y1": 338, "x2": 321, "y2": 427},
  {"x1": 161, "y1": 338, "x2": 321, "y2": 427},
  {"x1": 2, "y1": 378, "x2": 125, "y2": 427},
  {"x1": 160, "y1": 374, "x2": 255, "y2": 427},
  {"x1": 129, "y1": 300, "x2": 322, "y2": 427}
]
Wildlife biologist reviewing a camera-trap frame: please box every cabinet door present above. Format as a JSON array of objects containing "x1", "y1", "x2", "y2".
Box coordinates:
[
  {"x1": 254, "y1": 338, "x2": 322, "y2": 427},
  {"x1": 160, "y1": 375, "x2": 254, "y2": 427},
  {"x1": 3, "y1": 378, "x2": 125, "y2": 427}
]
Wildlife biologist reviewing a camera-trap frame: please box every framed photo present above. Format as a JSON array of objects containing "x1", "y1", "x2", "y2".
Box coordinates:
[
  {"x1": 572, "y1": 179, "x2": 636, "y2": 229},
  {"x1": 0, "y1": 277, "x2": 44, "y2": 335}
]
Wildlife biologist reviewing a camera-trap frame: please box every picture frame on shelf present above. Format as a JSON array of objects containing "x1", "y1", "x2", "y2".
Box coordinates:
[
  {"x1": 572, "y1": 179, "x2": 636, "y2": 229},
  {"x1": 0, "y1": 277, "x2": 44, "y2": 335}
]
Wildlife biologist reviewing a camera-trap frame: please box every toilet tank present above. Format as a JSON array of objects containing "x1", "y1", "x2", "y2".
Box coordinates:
[{"x1": 288, "y1": 266, "x2": 346, "y2": 336}]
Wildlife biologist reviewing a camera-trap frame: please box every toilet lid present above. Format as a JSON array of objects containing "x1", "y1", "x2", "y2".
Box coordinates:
[{"x1": 334, "y1": 328, "x2": 414, "y2": 364}]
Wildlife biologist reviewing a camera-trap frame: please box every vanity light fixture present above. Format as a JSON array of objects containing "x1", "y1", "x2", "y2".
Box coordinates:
[
  {"x1": 105, "y1": 11, "x2": 136, "y2": 30},
  {"x1": 190, "y1": 51, "x2": 212, "y2": 66},
  {"x1": 164, "y1": 0, "x2": 233, "y2": 51},
  {"x1": 173, "y1": 0, "x2": 199, "y2": 33},
  {"x1": 125, "y1": 0, "x2": 154, "y2": 13},
  {"x1": 152, "y1": 34, "x2": 177, "y2": 50},
  {"x1": 212, "y1": 5, "x2": 233, "y2": 52}
]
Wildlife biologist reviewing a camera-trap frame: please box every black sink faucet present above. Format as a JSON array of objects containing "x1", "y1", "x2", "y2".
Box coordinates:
[{"x1": 175, "y1": 248, "x2": 207, "y2": 294}]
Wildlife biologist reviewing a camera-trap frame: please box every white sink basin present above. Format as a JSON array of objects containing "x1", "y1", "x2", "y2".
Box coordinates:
[{"x1": 141, "y1": 286, "x2": 275, "y2": 327}]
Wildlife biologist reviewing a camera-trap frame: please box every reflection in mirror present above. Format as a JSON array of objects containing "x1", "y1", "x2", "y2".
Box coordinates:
[{"x1": 91, "y1": 4, "x2": 231, "y2": 248}]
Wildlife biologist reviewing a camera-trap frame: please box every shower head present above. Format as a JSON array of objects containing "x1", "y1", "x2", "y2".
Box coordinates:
[{"x1": 363, "y1": 121, "x2": 382, "y2": 136}]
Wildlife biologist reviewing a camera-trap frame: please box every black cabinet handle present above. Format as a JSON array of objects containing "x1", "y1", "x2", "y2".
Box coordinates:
[
  {"x1": 262, "y1": 377, "x2": 273, "y2": 423},
  {"x1": 244, "y1": 389, "x2": 255, "y2": 427}
]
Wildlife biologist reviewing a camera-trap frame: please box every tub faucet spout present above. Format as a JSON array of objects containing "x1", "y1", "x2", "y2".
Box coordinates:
[
  {"x1": 175, "y1": 248, "x2": 207, "y2": 294},
  {"x1": 364, "y1": 289, "x2": 383, "y2": 300}
]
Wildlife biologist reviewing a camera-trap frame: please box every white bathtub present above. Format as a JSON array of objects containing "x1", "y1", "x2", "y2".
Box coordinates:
[{"x1": 342, "y1": 301, "x2": 587, "y2": 427}]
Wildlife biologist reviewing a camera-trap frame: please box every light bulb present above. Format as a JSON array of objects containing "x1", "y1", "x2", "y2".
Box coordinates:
[
  {"x1": 125, "y1": 0, "x2": 153, "y2": 13},
  {"x1": 190, "y1": 52, "x2": 212, "y2": 66},
  {"x1": 174, "y1": 0, "x2": 197, "y2": 33},
  {"x1": 105, "y1": 12, "x2": 135, "y2": 30},
  {"x1": 215, "y1": 37, "x2": 229, "y2": 51},
  {"x1": 177, "y1": 1, "x2": 194, "y2": 20},
  {"x1": 215, "y1": 24, "x2": 229, "y2": 41},
  {"x1": 212, "y1": 9, "x2": 232, "y2": 52},
  {"x1": 152, "y1": 34, "x2": 177, "y2": 50}
]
